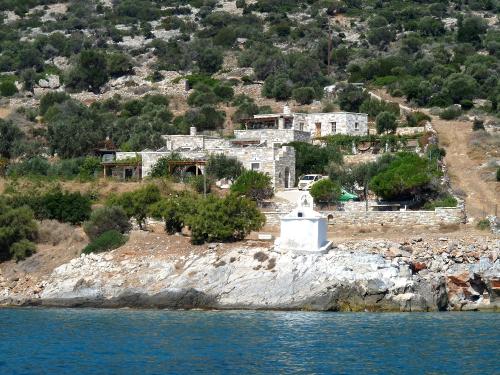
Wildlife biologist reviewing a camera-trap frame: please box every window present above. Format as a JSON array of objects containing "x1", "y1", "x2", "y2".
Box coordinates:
[
  {"x1": 354, "y1": 122, "x2": 359, "y2": 131},
  {"x1": 251, "y1": 162, "x2": 260, "y2": 171},
  {"x1": 299, "y1": 122, "x2": 304, "y2": 131},
  {"x1": 330, "y1": 122, "x2": 336, "y2": 134}
]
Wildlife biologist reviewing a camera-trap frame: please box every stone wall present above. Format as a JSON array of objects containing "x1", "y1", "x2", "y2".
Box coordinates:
[
  {"x1": 396, "y1": 126, "x2": 425, "y2": 136},
  {"x1": 234, "y1": 129, "x2": 310, "y2": 143},
  {"x1": 264, "y1": 207, "x2": 466, "y2": 228}
]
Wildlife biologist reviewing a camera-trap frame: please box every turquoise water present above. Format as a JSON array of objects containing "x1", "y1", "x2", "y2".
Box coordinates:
[{"x1": 0, "y1": 309, "x2": 498, "y2": 374}]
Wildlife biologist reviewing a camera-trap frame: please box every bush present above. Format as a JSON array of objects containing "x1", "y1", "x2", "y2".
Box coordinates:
[
  {"x1": 9, "y1": 239, "x2": 36, "y2": 262},
  {"x1": 149, "y1": 193, "x2": 198, "y2": 234},
  {"x1": 376, "y1": 111, "x2": 397, "y2": 134},
  {"x1": 286, "y1": 142, "x2": 343, "y2": 177},
  {"x1": 149, "y1": 153, "x2": 183, "y2": 178},
  {"x1": 369, "y1": 152, "x2": 439, "y2": 201},
  {"x1": 0, "y1": 81, "x2": 18, "y2": 97},
  {"x1": 189, "y1": 175, "x2": 211, "y2": 194},
  {"x1": 460, "y1": 99, "x2": 473, "y2": 110},
  {"x1": 0, "y1": 200, "x2": 38, "y2": 262},
  {"x1": 292, "y1": 87, "x2": 316, "y2": 105},
  {"x1": 83, "y1": 206, "x2": 131, "y2": 241},
  {"x1": 186, "y1": 194, "x2": 265, "y2": 245},
  {"x1": 497, "y1": 167, "x2": 500, "y2": 182},
  {"x1": 6, "y1": 157, "x2": 50, "y2": 177},
  {"x1": 472, "y1": 118, "x2": 485, "y2": 131},
  {"x1": 439, "y1": 106, "x2": 462, "y2": 120},
  {"x1": 107, "y1": 184, "x2": 161, "y2": 229},
  {"x1": 476, "y1": 219, "x2": 490, "y2": 231},
  {"x1": 309, "y1": 179, "x2": 342, "y2": 207},
  {"x1": 206, "y1": 154, "x2": 243, "y2": 180},
  {"x1": 423, "y1": 195, "x2": 458, "y2": 210},
  {"x1": 9, "y1": 189, "x2": 92, "y2": 224},
  {"x1": 230, "y1": 170, "x2": 273, "y2": 203},
  {"x1": 40, "y1": 91, "x2": 70, "y2": 115},
  {"x1": 82, "y1": 230, "x2": 127, "y2": 254}
]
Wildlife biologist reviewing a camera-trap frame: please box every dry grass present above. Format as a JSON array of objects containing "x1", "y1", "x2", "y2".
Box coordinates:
[{"x1": 37, "y1": 220, "x2": 86, "y2": 246}]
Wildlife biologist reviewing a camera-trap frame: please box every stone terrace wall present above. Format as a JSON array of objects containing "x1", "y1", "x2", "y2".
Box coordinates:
[{"x1": 264, "y1": 207, "x2": 466, "y2": 228}]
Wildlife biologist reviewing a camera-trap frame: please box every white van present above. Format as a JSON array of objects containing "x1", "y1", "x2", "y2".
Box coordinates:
[{"x1": 297, "y1": 174, "x2": 326, "y2": 190}]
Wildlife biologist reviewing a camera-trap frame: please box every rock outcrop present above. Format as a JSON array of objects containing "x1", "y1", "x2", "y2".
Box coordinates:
[{"x1": 1, "y1": 238, "x2": 497, "y2": 311}]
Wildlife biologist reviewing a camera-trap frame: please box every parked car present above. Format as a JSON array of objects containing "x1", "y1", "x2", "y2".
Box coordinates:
[{"x1": 297, "y1": 174, "x2": 326, "y2": 190}]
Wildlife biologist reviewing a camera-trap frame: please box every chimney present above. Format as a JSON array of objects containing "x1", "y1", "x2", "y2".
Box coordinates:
[
  {"x1": 283, "y1": 104, "x2": 291, "y2": 115},
  {"x1": 190, "y1": 126, "x2": 197, "y2": 136}
]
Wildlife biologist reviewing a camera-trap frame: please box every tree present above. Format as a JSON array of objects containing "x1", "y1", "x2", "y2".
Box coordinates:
[
  {"x1": 457, "y1": 16, "x2": 488, "y2": 45},
  {"x1": 309, "y1": 179, "x2": 341, "y2": 208},
  {"x1": 0, "y1": 81, "x2": 18, "y2": 97},
  {"x1": 0, "y1": 119, "x2": 23, "y2": 159},
  {"x1": 149, "y1": 153, "x2": 183, "y2": 178},
  {"x1": 287, "y1": 142, "x2": 343, "y2": 177},
  {"x1": 186, "y1": 194, "x2": 265, "y2": 245},
  {"x1": 0, "y1": 199, "x2": 38, "y2": 262},
  {"x1": 231, "y1": 170, "x2": 273, "y2": 203},
  {"x1": 148, "y1": 193, "x2": 198, "y2": 234},
  {"x1": 369, "y1": 153, "x2": 438, "y2": 201},
  {"x1": 66, "y1": 50, "x2": 109, "y2": 93},
  {"x1": 206, "y1": 154, "x2": 243, "y2": 180},
  {"x1": 46, "y1": 100, "x2": 103, "y2": 158},
  {"x1": 443, "y1": 73, "x2": 478, "y2": 103},
  {"x1": 107, "y1": 184, "x2": 161, "y2": 229},
  {"x1": 292, "y1": 87, "x2": 316, "y2": 105},
  {"x1": 197, "y1": 47, "x2": 223, "y2": 74},
  {"x1": 106, "y1": 52, "x2": 133, "y2": 78},
  {"x1": 83, "y1": 206, "x2": 132, "y2": 241},
  {"x1": 338, "y1": 85, "x2": 368, "y2": 112},
  {"x1": 376, "y1": 111, "x2": 397, "y2": 134},
  {"x1": 39, "y1": 91, "x2": 71, "y2": 115}
]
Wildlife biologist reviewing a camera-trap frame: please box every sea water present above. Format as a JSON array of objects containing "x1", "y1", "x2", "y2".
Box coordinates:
[{"x1": 0, "y1": 308, "x2": 498, "y2": 374}]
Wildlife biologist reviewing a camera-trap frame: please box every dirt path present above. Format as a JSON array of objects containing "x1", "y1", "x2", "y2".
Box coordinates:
[
  {"x1": 370, "y1": 88, "x2": 499, "y2": 220},
  {"x1": 430, "y1": 115, "x2": 499, "y2": 219}
]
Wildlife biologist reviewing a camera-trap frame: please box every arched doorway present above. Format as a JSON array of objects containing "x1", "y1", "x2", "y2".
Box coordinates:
[{"x1": 284, "y1": 167, "x2": 290, "y2": 188}]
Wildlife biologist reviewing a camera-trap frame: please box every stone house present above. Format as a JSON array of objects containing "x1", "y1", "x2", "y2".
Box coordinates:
[
  {"x1": 241, "y1": 105, "x2": 368, "y2": 139},
  {"x1": 114, "y1": 127, "x2": 296, "y2": 189}
]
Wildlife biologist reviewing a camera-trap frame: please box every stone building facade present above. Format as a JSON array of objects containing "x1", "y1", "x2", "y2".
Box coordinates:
[
  {"x1": 116, "y1": 128, "x2": 296, "y2": 189},
  {"x1": 242, "y1": 106, "x2": 368, "y2": 139}
]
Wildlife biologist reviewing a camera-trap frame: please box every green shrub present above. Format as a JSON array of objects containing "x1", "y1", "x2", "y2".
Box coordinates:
[
  {"x1": 369, "y1": 152, "x2": 439, "y2": 201},
  {"x1": 83, "y1": 206, "x2": 131, "y2": 241},
  {"x1": 439, "y1": 106, "x2": 462, "y2": 120},
  {"x1": 189, "y1": 175, "x2": 211, "y2": 194},
  {"x1": 9, "y1": 239, "x2": 36, "y2": 262},
  {"x1": 0, "y1": 200, "x2": 38, "y2": 262},
  {"x1": 376, "y1": 111, "x2": 397, "y2": 134},
  {"x1": 82, "y1": 230, "x2": 127, "y2": 254},
  {"x1": 405, "y1": 112, "x2": 431, "y2": 127},
  {"x1": 186, "y1": 194, "x2": 265, "y2": 245},
  {"x1": 39, "y1": 91, "x2": 70, "y2": 115},
  {"x1": 6, "y1": 157, "x2": 50, "y2": 177},
  {"x1": 206, "y1": 154, "x2": 243, "y2": 180},
  {"x1": 309, "y1": 179, "x2": 342, "y2": 207},
  {"x1": 423, "y1": 195, "x2": 458, "y2": 210},
  {"x1": 496, "y1": 167, "x2": 500, "y2": 182},
  {"x1": 149, "y1": 153, "x2": 183, "y2": 178},
  {"x1": 107, "y1": 184, "x2": 161, "y2": 229},
  {"x1": 292, "y1": 87, "x2": 316, "y2": 105},
  {"x1": 476, "y1": 219, "x2": 490, "y2": 231},
  {"x1": 79, "y1": 156, "x2": 101, "y2": 180},
  {"x1": 460, "y1": 99, "x2": 473, "y2": 110},
  {"x1": 9, "y1": 189, "x2": 92, "y2": 224},
  {"x1": 231, "y1": 170, "x2": 273, "y2": 203},
  {"x1": 149, "y1": 193, "x2": 198, "y2": 234},
  {"x1": 0, "y1": 81, "x2": 18, "y2": 97}
]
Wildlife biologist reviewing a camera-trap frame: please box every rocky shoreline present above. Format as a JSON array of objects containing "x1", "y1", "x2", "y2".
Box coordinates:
[{"x1": 1, "y1": 237, "x2": 498, "y2": 312}]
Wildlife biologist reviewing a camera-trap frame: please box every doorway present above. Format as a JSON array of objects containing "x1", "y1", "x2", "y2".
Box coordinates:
[{"x1": 284, "y1": 167, "x2": 290, "y2": 188}]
